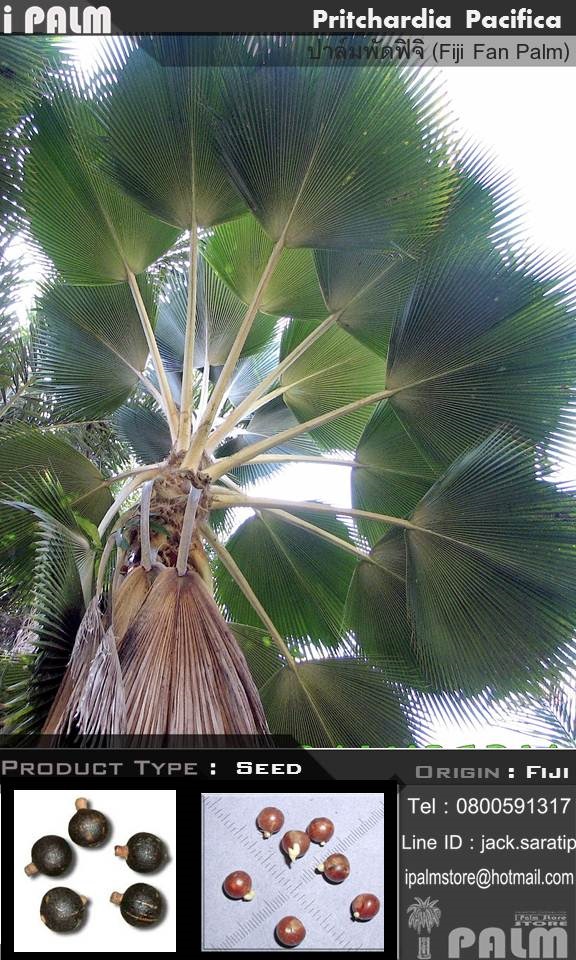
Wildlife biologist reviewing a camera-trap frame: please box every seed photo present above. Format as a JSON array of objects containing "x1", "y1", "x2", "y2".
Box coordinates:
[{"x1": 202, "y1": 792, "x2": 383, "y2": 951}]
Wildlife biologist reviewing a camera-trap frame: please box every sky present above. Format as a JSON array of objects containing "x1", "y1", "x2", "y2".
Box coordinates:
[{"x1": 10, "y1": 45, "x2": 576, "y2": 746}]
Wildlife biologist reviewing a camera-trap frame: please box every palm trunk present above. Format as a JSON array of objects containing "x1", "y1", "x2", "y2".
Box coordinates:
[
  {"x1": 417, "y1": 936, "x2": 431, "y2": 960},
  {"x1": 43, "y1": 459, "x2": 270, "y2": 737},
  {"x1": 118, "y1": 567, "x2": 268, "y2": 734}
]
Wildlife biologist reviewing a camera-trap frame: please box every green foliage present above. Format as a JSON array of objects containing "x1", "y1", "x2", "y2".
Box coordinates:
[
  {"x1": 215, "y1": 509, "x2": 357, "y2": 648},
  {"x1": 501, "y1": 681, "x2": 576, "y2": 748},
  {"x1": 348, "y1": 432, "x2": 576, "y2": 697},
  {"x1": 0, "y1": 37, "x2": 55, "y2": 115},
  {"x1": 0, "y1": 653, "x2": 34, "y2": 731},
  {"x1": 353, "y1": 403, "x2": 438, "y2": 544},
  {"x1": 0, "y1": 424, "x2": 111, "y2": 523},
  {"x1": 0, "y1": 247, "x2": 36, "y2": 420},
  {"x1": 383, "y1": 176, "x2": 576, "y2": 467},
  {"x1": 96, "y1": 37, "x2": 246, "y2": 229},
  {"x1": 0, "y1": 36, "x2": 574, "y2": 744},
  {"x1": 155, "y1": 259, "x2": 277, "y2": 370},
  {"x1": 315, "y1": 247, "x2": 418, "y2": 355},
  {"x1": 202, "y1": 213, "x2": 327, "y2": 319},
  {"x1": 259, "y1": 658, "x2": 414, "y2": 747},
  {"x1": 114, "y1": 399, "x2": 172, "y2": 464},
  {"x1": 216, "y1": 398, "x2": 325, "y2": 486},
  {"x1": 0, "y1": 426, "x2": 109, "y2": 660},
  {"x1": 215, "y1": 39, "x2": 454, "y2": 247},
  {"x1": 346, "y1": 528, "x2": 417, "y2": 671},
  {"x1": 36, "y1": 277, "x2": 155, "y2": 419},
  {"x1": 0, "y1": 37, "x2": 57, "y2": 232},
  {"x1": 280, "y1": 318, "x2": 387, "y2": 451},
  {"x1": 24, "y1": 92, "x2": 180, "y2": 283}
]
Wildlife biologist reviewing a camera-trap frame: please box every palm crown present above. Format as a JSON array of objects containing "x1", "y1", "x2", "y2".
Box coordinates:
[
  {"x1": 407, "y1": 897, "x2": 441, "y2": 935},
  {"x1": 0, "y1": 36, "x2": 575, "y2": 744}
]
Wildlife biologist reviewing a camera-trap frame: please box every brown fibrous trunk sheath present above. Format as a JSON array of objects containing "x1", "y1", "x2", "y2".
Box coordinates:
[{"x1": 42, "y1": 459, "x2": 270, "y2": 737}]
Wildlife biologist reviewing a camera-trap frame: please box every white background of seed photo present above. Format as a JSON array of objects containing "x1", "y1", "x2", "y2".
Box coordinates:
[
  {"x1": 12, "y1": 789, "x2": 176, "y2": 953},
  {"x1": 202, "y1": 792, "x2": 384, "y2": 951}
]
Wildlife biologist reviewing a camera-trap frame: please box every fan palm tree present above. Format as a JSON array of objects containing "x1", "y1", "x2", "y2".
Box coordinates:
[{"x1": 0, "y1": 35, "x2": 575, "y2": 743}]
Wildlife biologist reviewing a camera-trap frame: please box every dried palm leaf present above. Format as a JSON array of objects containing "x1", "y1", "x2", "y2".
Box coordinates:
[
  {"x1": 120, "y1": 567, "x2": 269, "y2": 735},
  {"x1": 75, "y1": 627, "x2": 127, "y2": 735},
  {"x1": 112, "y1": 564, "x2": 161, "y2": 646},
  {"x1": 42, "y1": 597, "x2": 104, "y2": 734}
]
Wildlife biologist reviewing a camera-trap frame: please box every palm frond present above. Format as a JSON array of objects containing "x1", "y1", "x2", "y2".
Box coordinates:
[
  {"x1": 24, "y1": 90, "x2": 180, "y2": 284},
  {"x1": 114, "y1": 398, "x2": 171, "y2": 465},
  {"x1": 385, "y1": 175, "x2": 576, "y2": 467},
  {"x1": 214, "y1": 508, "x2": 357, "y2": 650},
  {"x1": 348, "y1": 431, "x2": 576, "y2": 698},
  {"x1": 95, "y1": 37, "x2": 246, "y2": 229},
  {"x1": 35, "y1": 276, "x2": 155, "y2": 419},
  {"x1": 0, "y1": 425, "x2": 109, "y2": 632},
  {"x1": 202, "y1": 212, "x2": 326, "y2": 319},
  {"x1": 500, "y1": 679, "x2": 576, "y2": 747},
  {"x1": 412, "y1": 432, "x2": 574, "y2": 693},
  {"x1": 259, "y1": 657, "x2": 413, "y2": 747},
  {"x1": 279, "y1": 318, "x2": 387, "y2": 452},
  {"x1": 215, "y1": 39, "x2": 454, "y2": 248},
  {"x1": 352, "y1": 402, "x2": 439, "y2": 544},
  {"x1": 155, "y1": 259, "x2": 278, "y2": 371}
]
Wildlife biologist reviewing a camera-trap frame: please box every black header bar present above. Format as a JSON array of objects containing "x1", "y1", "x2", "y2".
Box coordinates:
[{"x1": 1, "y1": 2, "x2": 575, "y2": 36}]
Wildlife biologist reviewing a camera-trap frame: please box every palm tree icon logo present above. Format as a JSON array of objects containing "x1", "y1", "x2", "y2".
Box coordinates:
[{"x1": 407, "y1": 897, "x2": 441, "y2": 959}]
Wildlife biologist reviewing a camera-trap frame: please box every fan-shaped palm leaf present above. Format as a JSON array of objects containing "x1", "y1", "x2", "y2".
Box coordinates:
[
  {"x1": 95, "y1": 37, "x2": 246, "y2": 230},
  {"x1": 214, "y1": 508, "x2": 357, "y2": 649},
  {"x1": 202, "y1": 212, "x2": 327, "y2": 319},
  {"x1": 314, "y1": 246, "x2": 418, "y2": 356},
  {"x1": 0, "y1": 424, "x2": 111, "y2": 521},
  {"x1": 279, "y1": 318, "x2": 387, "y2": 451},
  {"x1": 155, "y1": 259, "x2": 277, "y2": 371},
  {"x1": 349, "y1": 431, "x2": 576, "y2": 696},
  {"x1": 0, "y1": 425, "x2": 109, "y2": 620},
  {"x1": 114, "y1": 400, "x2": 172, "y2": 464},
  {"x1": 230, "y1": 622, "x2": 288, "y2": 690},
  {"x1": 259, "y1": 657, "x2": 414, "y2": 747},
  {"x1": 215, "y1": 40, "x2": 454, "y2": 248},
  {"x1": 0, "y1": 37, "x2": 58, "y2": 231},
  {"x1": 352, "y1": 403, "x2": 439, "y2": 544},
  {"x1": 36, "y1": 277, "x2": 156, "y2": 419},
  {"x1": 24, "y1": 91, "x2": 180, "y2": 284},
  {"x1": 213, "y1": 399, "x2": 325, "y2": 486},
  {"x1": 384, "y1": 199, "x2": 576, "y2": 467},
  {"x1": 0, "y1": 245, "x2": 36, "y2": 421},
  {"x1": 346, "y1": 528, "x2": 417, "y2": 671}
]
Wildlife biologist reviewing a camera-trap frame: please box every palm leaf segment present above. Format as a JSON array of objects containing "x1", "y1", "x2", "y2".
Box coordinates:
[{"x1": 1, "y1": 35, "x2": 575, "y2": 744}]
